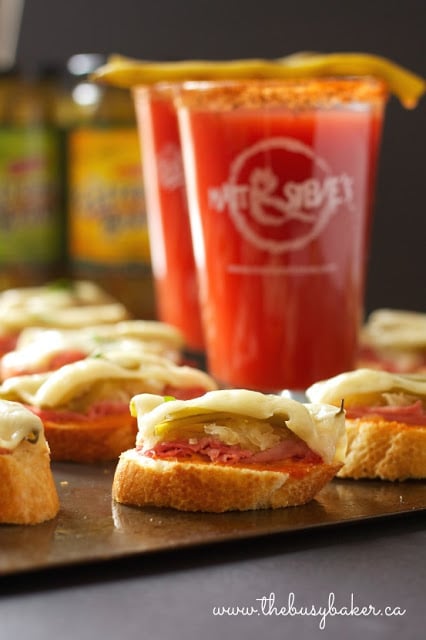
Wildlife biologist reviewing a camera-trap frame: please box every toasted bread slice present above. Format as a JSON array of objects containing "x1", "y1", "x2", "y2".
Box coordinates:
[
  {"x1": 42, "y1": 413, "x2": 137, "y2": 463},
  {"x1": 0, "y1": 435, "x2": 59, "y2": 525},
  {"x1": 338, "y1": 418, "x2": 426, "y2": 481},
  {"x1": 113, "y1": 450, "x2": 341, "y2": 512},
  {"x1": 307, "y1": 368, "x2": 426, "y2": 481}
]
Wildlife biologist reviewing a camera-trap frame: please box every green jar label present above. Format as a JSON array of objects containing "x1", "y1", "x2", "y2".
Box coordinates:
[{"x1": 0, "y1": 127, "x2": 64, "y2": 264}]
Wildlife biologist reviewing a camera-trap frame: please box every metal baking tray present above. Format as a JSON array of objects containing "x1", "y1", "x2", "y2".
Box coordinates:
[{"x1": 1, "y1": 461, "x2": 425, "y2": 576}]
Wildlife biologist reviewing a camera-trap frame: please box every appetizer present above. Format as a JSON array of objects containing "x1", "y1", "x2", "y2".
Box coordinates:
[
  {"x1": 1, "y1": 320, "x2": 184, "y2": 380},
  {"x1": 0, "y1": 352, "x2": 217, "y2": 463},
  {"x1": 358, "y1": 308, "x2": 426, "y2": 373},
  {"x1": 307, "y1": 368, "x2": 426, "y2": 480},
  {"x1": 0, "y1": 279, "x2": 130, "y2": 356},
  {"x1": 113, "y1": 389, "x2": 346, "y2": 512},
  {"x1": 0, "y1": 400, "x2": 59, "y2": 525}
]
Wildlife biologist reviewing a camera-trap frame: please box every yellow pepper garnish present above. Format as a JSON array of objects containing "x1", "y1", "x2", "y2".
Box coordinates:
[{"x1": 91, "y1": 52, "x2": 425, "y2": 108}]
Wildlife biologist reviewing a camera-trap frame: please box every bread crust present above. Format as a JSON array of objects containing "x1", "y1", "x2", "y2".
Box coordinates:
[
  {"x1": 338, "y1": 418, "x2": 426, "y2": 481},
  {"x1": 43, "y1": 414, "x2": 137, "y2": 463},
  {"x1": 0, "y1": 437, "x2": 59, "y2": 525},
  {"x1": 113, "y1": 450, "x2": 341, "y2": 512}
]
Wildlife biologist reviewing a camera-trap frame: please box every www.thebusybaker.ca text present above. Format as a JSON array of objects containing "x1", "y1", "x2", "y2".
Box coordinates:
[{"x1": 212, "y1": 591, "x2": 406, "y2": 630}]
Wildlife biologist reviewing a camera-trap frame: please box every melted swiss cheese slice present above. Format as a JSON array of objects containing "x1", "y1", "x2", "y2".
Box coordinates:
[
  {"x1": 0, "y1": 280, "x2": 113, "y2": 310},
  {"x1": 2, "y1": 324, "x2": 183, "y2": 376},
  {"x1": 0, "y1": 355, "x2": 216, "y2": 408},
  {"x1": 0, "y1": 399, "x2": 43, "y2": 451},
  {"x1": 130, "y1": 389, "x2": 346, "y2": 464},
  {"x1": 306, "y1": 368, "x2": 426, "y2": 407},
  {"x1": 362, "y1": 309, "x2": 426, "y2": 350},
  {"x1": 0, "y1": 280, "x2": 129, "y2": 332},
  {"x1": 81, "y1": 320, "x2": 184, "y2": 348},
  {"x1": 0, "y1": 303, "x2": 129, "y2": 332}
]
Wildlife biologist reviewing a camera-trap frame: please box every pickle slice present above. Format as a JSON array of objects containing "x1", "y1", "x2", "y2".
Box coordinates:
[{"x1": 91, "y1": 52, "x2": 425, "y2": 108}]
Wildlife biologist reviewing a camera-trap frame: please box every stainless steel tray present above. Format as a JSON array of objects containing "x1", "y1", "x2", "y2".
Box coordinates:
[{"x1": 1, "y1": 461, "x2": 425, "y2": 576}]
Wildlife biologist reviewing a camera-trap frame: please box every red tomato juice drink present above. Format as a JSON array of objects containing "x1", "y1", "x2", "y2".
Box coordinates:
[
  {"x1": 176, "y1": 78, "x2": 388, "y2": 391},
  {"x1": 133, "y1": 86, "x2": 204, "y2": 353}
]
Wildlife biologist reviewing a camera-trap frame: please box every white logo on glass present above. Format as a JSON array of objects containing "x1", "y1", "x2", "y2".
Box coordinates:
[
  {"x1": 208, "y1": 137, "x2": 354, "y2": 254},
  {"x1": 158, "y1": 143, "x2": 185, "y2": 190}
]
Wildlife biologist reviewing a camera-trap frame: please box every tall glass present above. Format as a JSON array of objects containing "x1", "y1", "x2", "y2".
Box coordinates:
[
  {"x1": 176, "y1": 78, "x2": 388, "y2": 391},
  {"x1": 133, "y1": 85, "x2": 204, "y2": 355}
]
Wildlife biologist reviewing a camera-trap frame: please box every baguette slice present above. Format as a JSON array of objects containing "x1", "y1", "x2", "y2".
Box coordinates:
[
  {"x1": 307, "y1": 368, "x2": 426, "y2": 481},
  {"x1": 113, "y1": 452, "x2": 341, "y2": 512},
  {"x1": 113, "y1": 389, "x2": 346, "y2": 512},
  {"x1": 40, "y1": 413, "x2": 137, "y2": 464},
  {"x1": 338, "y1": 418, "x2": 426, "y2": 481},
  {"x1": 0, "y1": 401, "x2": 59, "y2": 525}
]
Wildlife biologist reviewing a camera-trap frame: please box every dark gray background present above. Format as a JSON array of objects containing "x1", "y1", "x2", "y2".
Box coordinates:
[{"x1": 16, "y1": 0, "x2": 426, "y2": 314}]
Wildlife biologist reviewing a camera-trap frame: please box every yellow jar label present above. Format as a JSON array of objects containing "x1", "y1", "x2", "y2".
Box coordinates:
[{"x1": 68, "y1": 127, "x2": 150, "y2": 265}]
